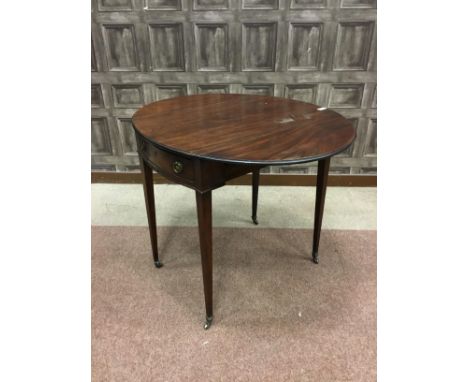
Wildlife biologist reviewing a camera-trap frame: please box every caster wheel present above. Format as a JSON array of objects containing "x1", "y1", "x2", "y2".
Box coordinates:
[
  {"x1": 204, "y1": 316, "x2": 213, "y2": 330},
  {"x1": 312, "y1": 252, "x2": 319, "y2": 264}
]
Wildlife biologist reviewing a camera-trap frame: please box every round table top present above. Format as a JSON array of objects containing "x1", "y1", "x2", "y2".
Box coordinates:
[{"x1": 132, "y1": 94, "x2": 355, "y2": 165}]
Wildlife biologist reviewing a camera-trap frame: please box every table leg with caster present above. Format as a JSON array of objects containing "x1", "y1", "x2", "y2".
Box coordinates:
[
  {"x1": 140, "y1": 157, "x2": 163, "y2": 268},
  {"x1": 252, "y1": 168, "x2": 260, "y2": 225},
  {"x1": 196, "y1": 190, "x2": 213, "y2": 329}
]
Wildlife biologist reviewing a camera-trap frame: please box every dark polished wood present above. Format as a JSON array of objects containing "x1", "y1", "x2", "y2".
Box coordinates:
[
  {"x1": 139, "y1": 158, "x2": 162, "y2": 268},
  {"x1": 252, "y1": 169, "x2": 260, "y2": 225},
  {"x1": 92, "y1": 171, "x2": 377, "y2": 187},
  {"x1": 133, "y1": 94, "x2": 355, "y2": 165},
  {"x1": 138, "y1": 135, "x2": 257, "y2": 193},
  {"x1": 195, "y1": 191, "x2": 213, "y2": 330},
  {"x1": 312, "y1": 158, "x2": 331, "y2": 264},
  {"x1": 132, "y1": 94, "x2": 356, "y2": 328}
]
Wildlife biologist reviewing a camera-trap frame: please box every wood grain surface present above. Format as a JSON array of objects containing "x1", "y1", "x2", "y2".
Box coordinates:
[{"x1": 132, "y1": 94, "x2": 355, "y2": 164}]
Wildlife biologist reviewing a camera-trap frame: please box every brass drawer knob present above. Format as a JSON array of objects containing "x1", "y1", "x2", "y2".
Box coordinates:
[{"x1": 172, "y1": 161, "x2": 184, "y2": 174}]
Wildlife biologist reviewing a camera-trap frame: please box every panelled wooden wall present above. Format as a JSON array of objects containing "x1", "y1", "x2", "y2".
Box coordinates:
[{"x1": 91, "y1": 0, "x2": 376, "y2": 175}]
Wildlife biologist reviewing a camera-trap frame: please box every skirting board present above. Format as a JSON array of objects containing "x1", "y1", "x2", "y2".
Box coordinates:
[{"x1": 91, "y1": 172, "x2": 376, "y2": 187}]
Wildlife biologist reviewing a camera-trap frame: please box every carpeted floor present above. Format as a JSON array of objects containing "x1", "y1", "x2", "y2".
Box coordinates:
[{"x1": 92, "y1": 226, "x2": 376, "y2": 382}]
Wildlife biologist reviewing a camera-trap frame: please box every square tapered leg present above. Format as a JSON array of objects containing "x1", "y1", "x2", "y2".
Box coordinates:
[
  {"x1": 312, "y1": 158, "x2": 330, "y2": 264},
  {"x1": 139, "y1": 158, "x2": 162, "y2": 268},
  {"x1": 196, "y1": 191, "x2": 213, "y2": 329}
]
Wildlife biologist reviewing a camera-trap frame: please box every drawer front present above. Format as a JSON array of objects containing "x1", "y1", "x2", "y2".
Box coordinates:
[{"x1": 140, "y1": 140, "x2": 195, "y2": 184}]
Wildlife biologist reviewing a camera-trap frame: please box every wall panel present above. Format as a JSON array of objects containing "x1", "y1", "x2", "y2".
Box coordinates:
[
  {"x1": 91, "y1": 0, "x2": 377, "y2": 174},
  {"x1": 195, "y1": 24, "x2": 229, "y2": 71},
  {"x1": 333, "y1": 22, "x2": 374, "y2": 71},
  {"x1": 102, "y1": 24, "x2": 139, "y2": 71},
  {"x1": 242, "y1": 23, "x2": 277, "y2": 71},
  {"x1": 148, "y1": 24, "x2": 185, "y2": 71},
  {"x1": 288, "y1": 23, "x2": 322, "y2": 71}
]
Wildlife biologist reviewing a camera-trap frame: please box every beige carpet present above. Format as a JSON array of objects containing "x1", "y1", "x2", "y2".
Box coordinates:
[{"x1": 92, "y1": 226, "x2": 376, "y2": 382}]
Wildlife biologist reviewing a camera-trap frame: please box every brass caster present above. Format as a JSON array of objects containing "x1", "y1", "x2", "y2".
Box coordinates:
[
  {"x1": 204, "y1": 316, "x2": 213, "y2": 330},
  {"x1": 154, "y1": 260, "x2": 163, "y2": 268},
  {"x1": 312, "y1": 251, "x2": 319, "y2": 264}
]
